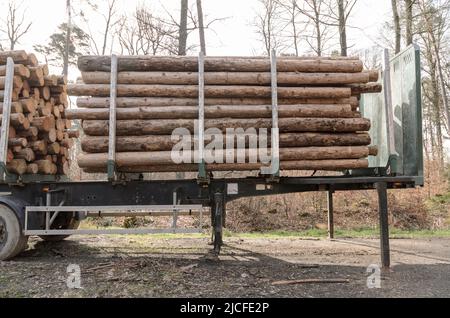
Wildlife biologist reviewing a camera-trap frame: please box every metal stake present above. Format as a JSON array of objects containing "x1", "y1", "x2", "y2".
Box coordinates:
[
  {"x1": 0, "y1": 58, "x2": 15, "y2": 181},
  {"x1": 327, "y1": 190, "x2": 334, "y2": 239},
  {"x1": 107, "y1": 54, "x2": 118, "y2": 181},
  {"x1": 376, "y1": 182, "x2": 390, "y2": 268}
]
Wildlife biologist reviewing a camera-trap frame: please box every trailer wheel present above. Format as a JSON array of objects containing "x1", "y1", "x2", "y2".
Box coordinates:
[
  {"x1": 39, "y1": 214, "x2": 80, "y2": 242},
  {"x1": 0, "y1": 204, "x2": 28, "y2": 261}
]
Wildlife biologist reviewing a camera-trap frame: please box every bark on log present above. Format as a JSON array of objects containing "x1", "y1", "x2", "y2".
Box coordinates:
[
  {"x1": 6, "y1": 159, "x2": 27, "y2": 175},
  {"x1": 0, "y1": 76, "x2": 24, "y2": 90},
  {"x1": 82, "y1": 118, "x2": 371, "y2": 136},
  {"x1": 35, "y1": 160, "x2": 56, "y2": 174},
  {"x1": 0, "y1": 90, "x2": 19, "y2": 102},
  {"x1": 15, "y1": 148, "x2": 35, "y2": 162},
  {"x1": 76, "y1": 96, "x2": 359, "y2": 108},
  {"x1": 78, "y1": 56, "x2": 364, "y2": 73},
  {"x1": 81, "y1": 133, "x2": 371, "y2": 153},
  {"x1": 0, "y1": 51, "x2": 28, "y2": 64},
  {"x1": 0, "y1": 102, "x2": 24, "y2": 114},
  {"x1": 31, "y1": 116, "x2": 53, "y2": 132},
  {"x1": 68, "y1": 84, "x2": 352, "y2": 99},
  {"x1": 83, "y1": 159, "x2": 369, "y2": 173},
  {"x1": 26, "y1": 163, "x2": 39, "y2": 174},
  {"x1": 81, "y1": 71, "x2": 370, "y2": 86},
  {"x1": 77, "y1": 146, "x2": 373, "y2": 168},
  {"x1": 66, "y1": 104, "x2": 355, "y2": 120},
  {"x1": 8, "y1": 138, "x2": 27, "y2": 147},
  {"x1": 66, "y1": 129, "x2": 80, "y2": 138},
  {"x1": 16, "y1": 126, "x2": 38, "y2": 138},
  {"x1": 0, "y1": 64, "x2": 30, "y2": 78},
  {"x1": 350, "y1": 83, "x2": 383, "y2": 95}
]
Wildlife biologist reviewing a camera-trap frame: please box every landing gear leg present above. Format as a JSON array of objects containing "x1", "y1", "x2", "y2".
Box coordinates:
[{"x1": 211, "y1": 192, "x2": 224, "y2": 255}]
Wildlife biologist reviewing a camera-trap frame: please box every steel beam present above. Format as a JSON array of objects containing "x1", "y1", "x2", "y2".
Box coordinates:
[
  {"x1": 327, "y1": 190, "x2": 334, "y2": 239},
  {"x1": 376, "y1": 182, "x2": 390, "y2": 268}
]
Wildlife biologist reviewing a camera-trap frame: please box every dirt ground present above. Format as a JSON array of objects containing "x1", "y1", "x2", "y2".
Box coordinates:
[{"x1": 0, "y1": 235, "x2": 449, "y2": 298}]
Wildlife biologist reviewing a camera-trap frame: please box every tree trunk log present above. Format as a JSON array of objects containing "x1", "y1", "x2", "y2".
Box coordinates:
[
  {"x1": 6, "y1": 159, "x2": 27, "y2": 175},
  {"x1": 78, "y1": 56, "x2": 364, "y2": 73},
  {"x1": 82, "y1": 117, "x2": 371, "y2": 136},
  {"x1": 0, "y1": 64, "x2": 30, "y2": 78},
  {"x1": 76, "y1": 96, "x2": 360, "y2": 108},
  {"x1": 81, "y1": 71, "x2": 370, "y2": 86},
  {"x1": 81, "y1": 132, "x2": 371, "y2": 153},
  {"x1": 68, "y1": 84, "x2": 351, "y2": 99},
  {"x1": 77, "y1": 146, "x2": 374, "y2": 168},
  {"x1": 66, "y1": 104, "x2": 356, "y2": 120},
  {"x1": 83, "y1": 159, "x2": 369, "y2": 173}
]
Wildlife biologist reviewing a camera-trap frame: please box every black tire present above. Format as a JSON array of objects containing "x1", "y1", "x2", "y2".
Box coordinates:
[
  {"x1": 0, "y1": 204, "x2": 28, "y2": 261},
  {"x1": 38, "y1": 215, "x2": 80, "y2": 242}
]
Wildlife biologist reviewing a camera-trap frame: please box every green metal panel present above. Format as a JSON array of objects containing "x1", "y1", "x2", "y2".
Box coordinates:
[{"x1": 360, "y1": 45, "x2": 423, "y2": 184}]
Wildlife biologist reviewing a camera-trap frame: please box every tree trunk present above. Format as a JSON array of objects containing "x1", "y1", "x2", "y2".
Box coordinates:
[
  {"x1": 80, "y1": 132, "x2": 371, "y2": 153},
  {"x1": 80, "y1": 71, "x2": 370, "y2": 85},
  {"x1": 76, "y1": 96, "x2": 359, "y2": 108},
  {"x1": 66, "y1": 104, "x2": 356, "y2": 120},
  {"x1": 196, "y1": 0, "x2": 206, "y2": 55},
  {"x1": 68, "y1": 84, "x2": 352, "y2": 99},
  {"x1": 404, "y1": 0, "x2": 413, "y2": 45},
  {"x1": 81, "y1": 117, "x2": 371, "y2": 136},
  {"x1": 392, "y1": 0, "x2": 401, "y2": 54},
  {"x1": 78, "y1": 146, "x2": 374, "y2": 168},
  {"x1": 178, "y1": 0, "x2": 188, "y2": 56},
  {"x1": 338, "y1": 0, "x2": 347, "y2": 56},
  {"x1": 77, "y1": 56, "x2": 364, "y2": 73},
  {"x1": 82, "y1": 159, "x2": 370, "y2": 173}
]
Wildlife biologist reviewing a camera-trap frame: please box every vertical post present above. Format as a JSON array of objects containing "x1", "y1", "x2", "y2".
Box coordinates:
[
  {"x1": 327, "y1": 190, "x2": 334, "y2": 239},
  {"x1": 45, "y1": 192, "x2": 51, "y2": 231},
  {"x1": 0, "y1": 57, "x2": 15, "y2": 180},
  {"x1": 383, "y1": 49, "x2": 396, "y2": 156},
  {"x1": 212, "y1": 192, "x2": 224, "y2": 254},
  {"x1": 270, "y1": 49, "x2": 280, "y2": 177},
  {"x1": 261, "y1": 49, "x2": 280, "y2": 177},
  {"x1": 376, "y1": 182, "x2": 390, "y2": 268},
  {"x1": 107, "y1": 55, "x2": 118, "y2": 181},
  {"x1": 197, "y1": 51, "x2": 207, "y2": 181}
]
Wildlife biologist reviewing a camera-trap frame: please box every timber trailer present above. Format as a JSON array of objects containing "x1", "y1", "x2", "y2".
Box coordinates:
[{"x1": 0, "y1": 46, "x2": 423, "y2": 267}]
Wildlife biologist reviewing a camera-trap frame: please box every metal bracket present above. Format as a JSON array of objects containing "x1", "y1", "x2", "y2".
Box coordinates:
[
  {"x1": 382, "y1": 49, "x2": 397, "y2": 158},
  {"x1": 107, "y1": 54, "x2": 118, "y2": 181},
  {"x1": 197, "y1": 51, "x2": 209, "y2": 184},
  {"x1": 262, "y1": 50, "x2": 280, "y2": 181},
  {"x1": 0, "y1": 58, "x2": 15, "y2": 182}
]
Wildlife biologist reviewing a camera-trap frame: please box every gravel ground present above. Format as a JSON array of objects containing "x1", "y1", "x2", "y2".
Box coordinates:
[{"x1": 0, "y1": 235, "x2": 449, "y2": 298}]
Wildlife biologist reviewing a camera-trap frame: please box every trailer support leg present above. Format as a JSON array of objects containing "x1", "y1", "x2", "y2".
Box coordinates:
[
  {"x1": 327, "y1": 190, "x2": 334, "y2": 239},
  {"x1": 376, "y1": 182, "x2": 390, "y2": 269},
  {"x1": 212, "y1": 192, "x2": 224, "y2": 255}
]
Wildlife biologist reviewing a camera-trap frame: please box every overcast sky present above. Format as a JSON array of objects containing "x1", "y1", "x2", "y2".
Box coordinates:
[{"x1": 0, "y1": 0, "x2": 391, "y2": 67}]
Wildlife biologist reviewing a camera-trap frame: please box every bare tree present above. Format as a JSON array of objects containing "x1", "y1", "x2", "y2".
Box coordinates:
[
  {"x1": 116, "y1": 6, "x2": 178, "y2": 56},
  {"x1": 253, "y1": 0, "x2": 284, "y2": 55},
  {"x1": 417, "y1": 0, "x2": 450, "y2": 136},
  {"x1": 0, "y1": 0, "x2": 32, "y2": 50},
  {"x1": 276, "y1": 0, "x2": 306, "y2": 56},
  {"x1": 294, "y1": 0, "x2": 333, "y2": 56}
]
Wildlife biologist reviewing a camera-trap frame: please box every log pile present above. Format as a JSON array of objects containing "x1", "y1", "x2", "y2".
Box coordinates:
[
  {"x1": 68, "y1": 55, "x2": 381, "y2": 174},
  {"x1": 0, "y1": 50, "x2": 75, "y2": 176}
]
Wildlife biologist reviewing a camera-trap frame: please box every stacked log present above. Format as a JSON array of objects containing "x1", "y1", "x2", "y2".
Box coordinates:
[
  {"x1": 0, "y1": 50, "x2": 74, "y2": 176},
  {"x1": 68, "y1": 55, "x2": 381, "y2": 174}
]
